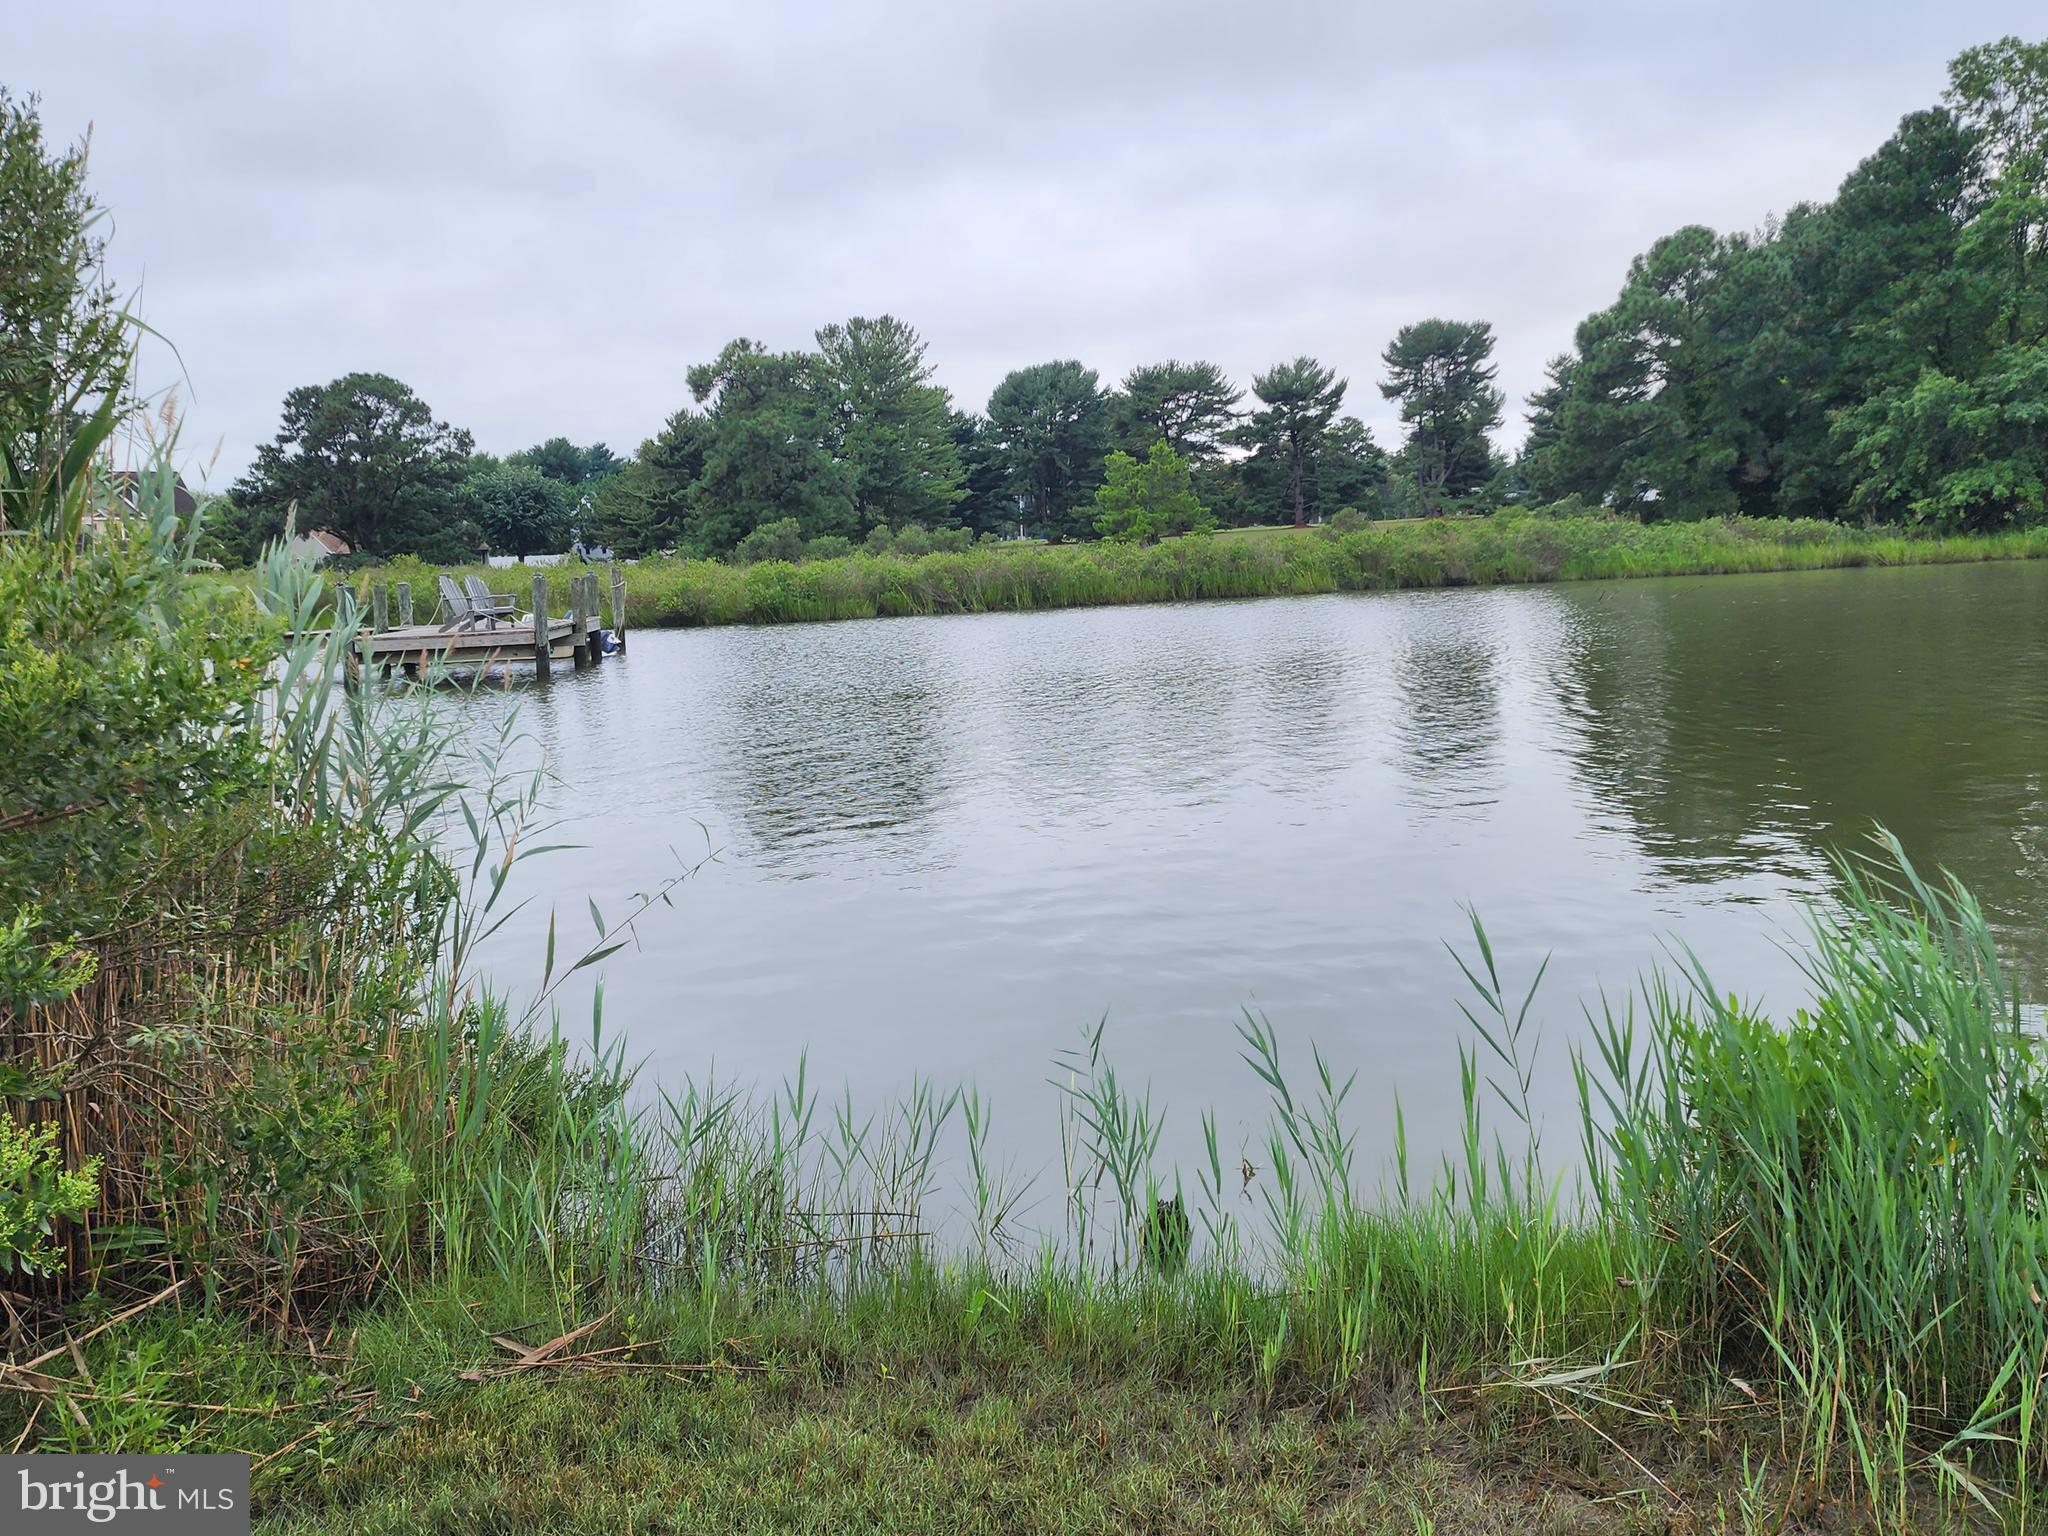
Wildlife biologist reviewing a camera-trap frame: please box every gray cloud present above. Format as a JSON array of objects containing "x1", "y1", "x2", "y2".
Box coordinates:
[{"x1": 11, "y1": 0, "x2": 2040, "y2": 486}]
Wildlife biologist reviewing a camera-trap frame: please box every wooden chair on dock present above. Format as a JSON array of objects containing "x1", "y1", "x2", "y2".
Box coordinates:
[
  {"x1": 436, "y1": 574, "x2": 482, "y2": 631},
  {"x1": 463, "y1": 576, "x2": 517, "y2": 628}
]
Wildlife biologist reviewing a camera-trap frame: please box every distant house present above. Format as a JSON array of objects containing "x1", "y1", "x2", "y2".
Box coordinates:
[
  {"x1": 287, "y1": 529, "x2": 352, "y2": 563},
  {"x1": 82, "y1": 470, "x2": 201, "y2": 536}
]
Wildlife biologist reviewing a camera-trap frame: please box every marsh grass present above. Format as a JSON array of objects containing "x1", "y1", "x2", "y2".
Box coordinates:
[
  {"x1": 331, "y1": 514, "x2": 2048, "y2": 632},
  {"x1": 429, "y1": 827, "x2": 2048, "y2": 1525}
]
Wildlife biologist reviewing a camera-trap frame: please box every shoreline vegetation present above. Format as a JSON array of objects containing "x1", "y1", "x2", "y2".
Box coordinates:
[
  {"x1": 339, "y1": 513, "x2": 2048, "y2": 632},
  {"x1": 7, "y1": 476, "x2": 2048, "y2": 1532}
]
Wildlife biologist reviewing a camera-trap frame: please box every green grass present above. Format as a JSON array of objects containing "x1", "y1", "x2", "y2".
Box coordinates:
[
  {"x1": 37, "y1": 1271, "x2": 1691, "y2": 1535},
  {"x1": 336, "y1": 513, "x2": 2048, "y2": 631},
  {"x1": 7, "y1": 835, "x2": 2036, "y2": 1532}
]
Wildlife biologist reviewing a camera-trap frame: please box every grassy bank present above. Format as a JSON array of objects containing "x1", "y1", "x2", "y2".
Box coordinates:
[
  {"x1": 345, "y1": 513, "x2": 2048, "y2": 630},
  {"x1": 11, "y1": 821, "x2": 2046, "y2": 1531},
  {"x1": 10, "y1": 487, "x2": 2048, "y2": 1531}
]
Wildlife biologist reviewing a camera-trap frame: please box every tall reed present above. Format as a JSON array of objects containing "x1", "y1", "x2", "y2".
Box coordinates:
[{"x1": 330, "y1": 514, "x2": 2048, "y2": 632}]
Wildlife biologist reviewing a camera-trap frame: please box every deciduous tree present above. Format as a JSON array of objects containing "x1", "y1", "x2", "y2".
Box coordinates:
[
  {"x1": 460, "y1": 462, "x2": 572, "y2": 559},
  {"x1": 0, "y1": 89, "x2": 131, "y2": 527},
  {"x1": 509, "y1": 437, "x2": 621, "y2": 486}
]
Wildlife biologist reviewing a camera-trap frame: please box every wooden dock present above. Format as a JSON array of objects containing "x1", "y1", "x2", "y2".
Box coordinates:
[
  {"x1": 360, "y1": 613, "x2": 593, "y2": 668},
  {"x1": 352, "y1": 567, "x2": 627, "y2": 679}
]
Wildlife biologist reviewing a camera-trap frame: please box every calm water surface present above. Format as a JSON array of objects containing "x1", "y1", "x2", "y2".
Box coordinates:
[{"x1": 454, "y1": 561, "x2": 2048, "y2": 1195}]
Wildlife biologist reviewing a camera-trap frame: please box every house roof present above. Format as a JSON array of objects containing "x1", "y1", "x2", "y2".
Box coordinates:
[
  {"x1": 108, "y1": 470, "x2": 200, "y2": 519},
  {"x1": 306, "y1": 529, "x2": 351, "y2": 555}
]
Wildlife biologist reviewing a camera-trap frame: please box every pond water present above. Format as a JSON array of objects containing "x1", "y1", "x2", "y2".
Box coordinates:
[{"x1": 451, "y1": 560, "x2": 2048, "y2": 1204}]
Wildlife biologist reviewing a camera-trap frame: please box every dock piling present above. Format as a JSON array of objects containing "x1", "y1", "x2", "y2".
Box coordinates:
[
  {"x1": 349, "y1": 589, "x2": 368, "y2": 685},
  {"x1": 571, "y1": 576, "x2": 589, "y2": 668},
  {"x1": 397, "y1": 581, "x2": 413, "y2": 627},
  {"x1": 610, "y1": 562, "x2": 627, "y2": 652},
  {"x1": 532, "y1": 573, "x2": 552, "y2": 681}
]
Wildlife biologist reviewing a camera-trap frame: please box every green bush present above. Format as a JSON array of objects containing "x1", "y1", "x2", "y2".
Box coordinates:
[
  {"x1": 1093, "y1": 442, "x2": 1214, "y2": 543},
  {"x1": 732, "y1": 517, "x2": 806, "y2": 564},
  {"x1": 0, "y1": 1112, "x2": 98, "y2": 1277}
]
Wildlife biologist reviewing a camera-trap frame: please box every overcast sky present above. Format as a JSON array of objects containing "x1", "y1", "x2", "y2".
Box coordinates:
[{"x1": 12, "y1": 2, "x2": 2043, "y2": 486}]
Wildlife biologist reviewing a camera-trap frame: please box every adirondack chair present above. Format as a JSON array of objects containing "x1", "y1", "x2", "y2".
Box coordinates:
[
  {"x1": 435, "y1": 574, "x2": 476, "y2": 631},
  {"x1": 463, "y1": 576, "x2": 516, "y2": 628}
]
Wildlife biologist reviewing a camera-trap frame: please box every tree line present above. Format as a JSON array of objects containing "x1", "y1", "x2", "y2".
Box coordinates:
[
  {"x1": 1521, "y1": 36, "x2": 2046, "y2": 528},
  {"x1": 212, "y1": 317, "x2": 1507, "y2": 564},
  {"x1": 200, "y1": 34, "x2": 2048, "y2": 562}
]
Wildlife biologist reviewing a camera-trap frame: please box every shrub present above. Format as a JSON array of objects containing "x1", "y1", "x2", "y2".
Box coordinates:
[
  {"x1": 0, "y1": 1114, "x2": 98, "y2": 1278},
  {"x1": 733, "y1": 518, "x2": 806, "y2": 564},
  {"x1": 1094, "y1": 441, "x2": 1214, "y2": 544}
]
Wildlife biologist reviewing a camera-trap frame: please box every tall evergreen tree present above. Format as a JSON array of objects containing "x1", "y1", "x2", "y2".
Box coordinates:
[
  {"x1": 816, "y1": 315, "x2": 964, "y2": 532},
  {"x1": 1236, "y1": 356, "x2": 1345, "y2": 527},
  {"x1": 583, "y1": 410, "x2": 711, "y2": 556},
  {"x1": 1518, "y1": 354, "x2": 1580, "y2": 504},
  {"x1": 1310, "y1": 416, "x2": 1390, "y2": 514},
  {"x1": 230, "y1": 373, "x2": 476, "y2": 558},
  {"x1": 949, "y1": 410, "x2": 1016, "y2": 537},
  {"x1": 1109, "y1": 361, "x2": 1242, "y2": 461},
  {"x1": 984, "y1": 361, "x2": 1109, "y2": 540},
  {"x1": 1555, "y1": 231, "x2": 1746, "y2": 519},
  {"x1": 1379, "y1": 320, "x2": 1506, "y2": 513},
  {"x1": 684, "y1": 339, "x2": 853, "y2": 555}
]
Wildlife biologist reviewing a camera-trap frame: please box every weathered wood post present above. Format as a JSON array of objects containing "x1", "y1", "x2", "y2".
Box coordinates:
[
  {"x1": 584, "y1": 574, "x2": 604, "y2": 665},
  {"x1": 375, "y1": 585, "x2": 396, "y2": 676},
  {"x1": 350, "y1": 586, "x2": 369, "y2": 685},
  {"x1": 531, "y1": 573, "x2": 552, "y2": 681},
  {"x1": 610, "y1": 562, "x2": 627, "y2": 653},
  {"x1": 570, "y1": 573, "x2": 590, "y2": 668},
  {"x1": 397, "y1": 580, "x2": 413, "y2": 627}
]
